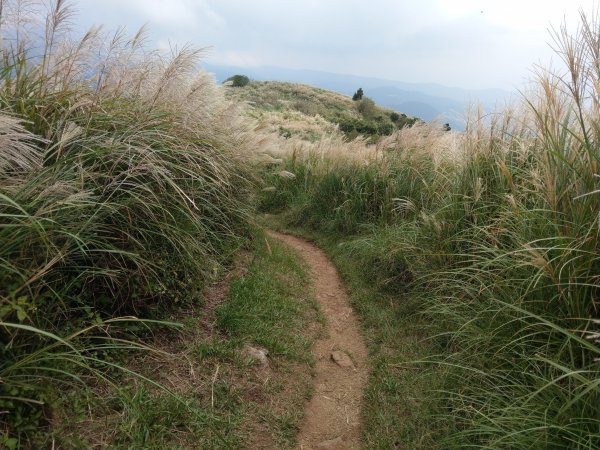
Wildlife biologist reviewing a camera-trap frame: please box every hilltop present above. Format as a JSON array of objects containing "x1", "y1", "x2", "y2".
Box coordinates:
[
  {"x1": 206, "y1": 64, "x2": 514, "y2": 129},
  {"x1": 223, "y1": 80, "x2": 419, "y2": 142}
]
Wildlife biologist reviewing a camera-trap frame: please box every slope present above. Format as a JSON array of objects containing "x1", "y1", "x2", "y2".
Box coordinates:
[{"x1": 223, "y1": 80, "x2": 419, "y2": 142}]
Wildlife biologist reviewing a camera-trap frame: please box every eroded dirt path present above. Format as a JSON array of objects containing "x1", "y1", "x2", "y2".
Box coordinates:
[{"x1": 268, "y1": 231, "x2": 368, "y2": 450}]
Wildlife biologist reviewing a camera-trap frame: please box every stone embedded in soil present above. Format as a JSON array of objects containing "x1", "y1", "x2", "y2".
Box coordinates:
[
  {"x1": 244, "y1": 345, "x2": 269, "y2": 367},
  {"x1": 330, "y1": 350, "x2": 354, "y2": 368}
]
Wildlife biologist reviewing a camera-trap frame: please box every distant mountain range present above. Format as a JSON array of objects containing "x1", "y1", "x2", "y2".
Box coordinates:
[{"x1": 203, "y1": 64, "x2": 517, "y2": 130}]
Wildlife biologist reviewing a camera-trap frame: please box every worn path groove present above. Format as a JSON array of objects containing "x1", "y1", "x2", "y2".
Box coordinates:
[{"x1": 268, "y1": 231, "x2": 368, "y2": 450}]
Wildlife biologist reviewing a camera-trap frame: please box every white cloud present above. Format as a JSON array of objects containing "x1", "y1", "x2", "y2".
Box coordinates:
[
  {"x1": 127, "y1": 0, "x2": 196, "y2": 26},
  {"x1": 213, "y1": 50, "x2": 263, "y2": 67},
  {"x1": 73, "y1": 0, "x2": 598, "y2": 89}
]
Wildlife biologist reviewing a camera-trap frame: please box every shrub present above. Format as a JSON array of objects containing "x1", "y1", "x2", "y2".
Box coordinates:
[
  {"x1": 352, "y1": 87, "x2": 364, "y2": 101},
  {"x1": 357, "y1": 97, "x2": 377, "y2": 119},
  {"x1": 225, "y1": 74, "x2": 250, "y2": 87}
]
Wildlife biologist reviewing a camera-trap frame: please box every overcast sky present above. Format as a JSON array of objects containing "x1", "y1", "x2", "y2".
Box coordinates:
[{"x1": 75, "y1": 0, "x2": 595, "y2": 90}]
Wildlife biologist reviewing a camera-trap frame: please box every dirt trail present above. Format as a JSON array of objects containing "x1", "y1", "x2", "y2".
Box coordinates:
[{"x1": 268, "y1": 231, "x2": 368, "y2": 450}]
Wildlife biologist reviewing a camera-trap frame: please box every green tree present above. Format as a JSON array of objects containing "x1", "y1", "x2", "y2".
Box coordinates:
[
  {"x1": 352, "y1": 87, "x2": 364, "y2": 101},
  {"x1": 224, "y1": 74, "x2": 250, "y2": 87}
]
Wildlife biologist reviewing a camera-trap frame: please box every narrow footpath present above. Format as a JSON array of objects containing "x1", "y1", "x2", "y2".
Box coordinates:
[{"x1": 268, "y1": 231, "x2": 368, "y2": 450}]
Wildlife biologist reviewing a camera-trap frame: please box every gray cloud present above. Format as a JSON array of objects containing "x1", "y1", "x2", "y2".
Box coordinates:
[{"x1": 75, "y1": 0, "x2": 593, "y2": 89}]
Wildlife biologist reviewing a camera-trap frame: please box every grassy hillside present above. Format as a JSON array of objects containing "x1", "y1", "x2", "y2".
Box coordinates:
[
  {"x1": 224, "y1": 80, "x2": 419, "y2": 141},
  {"x1": 3, "y1": 1, "x2": 599, "y2": 449},
  {"x1": 258, "y1": 14, "x2": 600, "y2": 450}
]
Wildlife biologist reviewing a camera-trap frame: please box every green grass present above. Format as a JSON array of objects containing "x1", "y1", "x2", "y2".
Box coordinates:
[
  {"x1": 4, "y1": 2, "x2": 600, "y2": 448},
  {"x1": 217, "y1": 235, "x2": 320, "y2": 363},
  {"x1": 264, "y1": 219, "x2": 447, "y2": 449},
  {"x1": 0, "y1": 2, "x2": 255, "y2": 443},
  {"x1": 257, "y1": 13, "x2": 600, "y2": 446},
  {"x1": 260, "y1": 135, "x2": 600, "y2": 447},
  {"x1": 224, "y1": 80, "x2": 418, "y2": 141},
  {"x1": 326, "y1": 240, "x2": 447, "y2": 450},
  {"x1": 39, "y1": 229, "x2": 321, "y2": 449}
]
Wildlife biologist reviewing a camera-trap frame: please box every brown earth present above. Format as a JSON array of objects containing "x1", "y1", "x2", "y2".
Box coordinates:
[{"x1": 269, "y1": 231, "x2": 369, "y2": 450}]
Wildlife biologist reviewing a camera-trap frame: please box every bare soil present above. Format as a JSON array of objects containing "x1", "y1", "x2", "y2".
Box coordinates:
[{"x1": 269, "y1": 231, "x2": 369, "y2": 450}]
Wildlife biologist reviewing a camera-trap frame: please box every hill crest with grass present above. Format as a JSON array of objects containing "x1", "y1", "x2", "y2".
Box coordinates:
[{"x1": 223, "y1": 80, "x2": 421, "y2": 142}]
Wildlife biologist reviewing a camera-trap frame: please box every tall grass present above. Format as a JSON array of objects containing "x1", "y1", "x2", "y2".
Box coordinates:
[
  {"x1": 0, "y1": 0, "x2": 257, "y2": 442},
  {"x1": 261, "y1": 11, "x2": 600, "y2": 449}
]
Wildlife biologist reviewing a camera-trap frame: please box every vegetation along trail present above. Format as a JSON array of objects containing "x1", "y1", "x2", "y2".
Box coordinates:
[{"x1": 269, "y1": 231, "x2": 368, "y2": 450}]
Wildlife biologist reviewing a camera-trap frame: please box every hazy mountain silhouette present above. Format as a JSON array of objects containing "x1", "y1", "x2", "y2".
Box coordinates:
[{"x1": 203, "y1": 64, "x2": 515, "y2": 130}]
